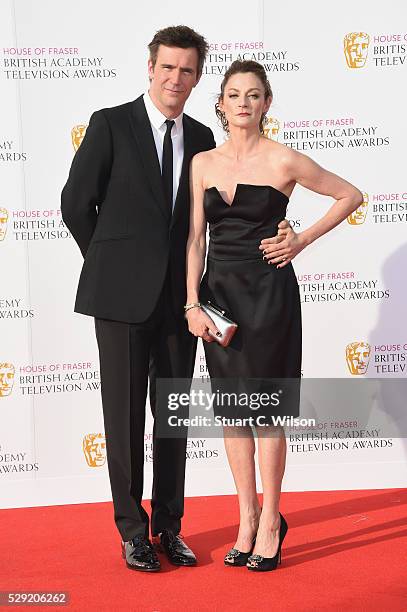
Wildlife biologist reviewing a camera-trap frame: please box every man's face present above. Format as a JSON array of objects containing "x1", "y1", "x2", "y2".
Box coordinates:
[
  {"x1": 0, "y1": 365, "x2": 15, "y2": 396},
  {"x1": 0, "y1": 208, "x2": 8, "y2": 241},
  {"x1": 148, "y1": 45, "x2": 200, "y2": 118}
]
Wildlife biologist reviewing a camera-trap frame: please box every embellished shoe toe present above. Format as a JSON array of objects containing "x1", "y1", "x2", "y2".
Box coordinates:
[{"x1": 224, "y1": 544, "x2": 254, "y2": 567}]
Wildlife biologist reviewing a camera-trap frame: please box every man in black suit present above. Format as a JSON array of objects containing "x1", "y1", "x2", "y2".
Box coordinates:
[{"x1": 61, "y1": 25, "x2": 216, "y2": 572}]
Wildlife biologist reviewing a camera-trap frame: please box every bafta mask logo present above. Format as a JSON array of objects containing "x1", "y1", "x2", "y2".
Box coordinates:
[
  {"x1": 83, "y1": 433, "x2": 106, "y2": 467},
  {"x1": 71, "y1": 125, "x2": 88, "y2": 152},
  {"x1": 0, "y1": 207, "x2": 8, "y2": 241},
  {"x1": 344, "y1": 33, "x2": 370, "y2": 68},
  {"x1": 347, "y1": 192, "x2": 369, "y2": 225},
  {"x1": 346, "y1": 342, "x2": 371, "y2": 375},
  {"x1": 263, "y1": 116, "x2": 280, "y2": 141},
  {"x1": 0, "y1": 362, "x2": 15, "y2": 397}
]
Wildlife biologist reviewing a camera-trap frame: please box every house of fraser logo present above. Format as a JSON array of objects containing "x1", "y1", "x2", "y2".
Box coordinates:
[{"x1": 344, "y1": 32, "x2": 407, "y2": 68}]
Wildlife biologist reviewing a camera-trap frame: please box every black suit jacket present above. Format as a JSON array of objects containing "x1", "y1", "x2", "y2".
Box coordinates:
[{"x1": 61, "y1": 95, "x2": 216, "y2": 323}]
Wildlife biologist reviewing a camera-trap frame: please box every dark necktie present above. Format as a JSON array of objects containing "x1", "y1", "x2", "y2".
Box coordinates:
[{"x1": 162, "y1": 119, "x2": 175, "y2": 212}]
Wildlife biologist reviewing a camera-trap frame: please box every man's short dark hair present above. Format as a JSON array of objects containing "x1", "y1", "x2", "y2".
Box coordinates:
[{"x1": 148, "y1": 25, "x2": 209, "y2": 77}]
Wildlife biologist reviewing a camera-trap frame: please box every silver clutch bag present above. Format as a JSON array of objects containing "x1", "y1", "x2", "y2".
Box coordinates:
[{"x1": 201, "y1": 301, "x2": 238, "y2": 347}]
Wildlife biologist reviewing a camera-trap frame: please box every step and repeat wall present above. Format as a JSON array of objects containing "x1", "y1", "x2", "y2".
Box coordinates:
[{"x1": 1, "y1": 0, "x2": 406, "y2": 508}]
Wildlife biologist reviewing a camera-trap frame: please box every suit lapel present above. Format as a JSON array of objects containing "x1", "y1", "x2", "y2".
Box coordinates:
[
  {"x1": 171, "y1": 115, "x2": 194, "y2": 228},
  {"x1": 129, "y1": 96, "x2": 170, "y2": 223}
]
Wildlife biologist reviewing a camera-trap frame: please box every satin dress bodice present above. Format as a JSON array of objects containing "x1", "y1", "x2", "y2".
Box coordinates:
[{"x1": 203, "y1": 183, "x2": 289, "y2": 261}]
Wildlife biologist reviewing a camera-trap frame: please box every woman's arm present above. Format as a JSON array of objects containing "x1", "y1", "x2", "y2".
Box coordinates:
[
  {"x1": 185, "y1": 154, "x2": 219, "y2": 341},
  {"x1": 261, "y1": 152, "x2": 363, "y2": 267}
]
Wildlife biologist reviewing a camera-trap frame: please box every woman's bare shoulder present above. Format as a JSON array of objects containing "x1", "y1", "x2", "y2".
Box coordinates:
[
  {"x1": 262, "y1": 138, "x2": 305, "y2": 168},
  {"x1": 191, "y1": 148, "x2": 215, "y2": 169},
  {"x1": 192, "y1": 144, "x2": 228, "y2": 172},
  {"x1": 193, "y1": 143, "x2": 227, "y2": 159}
]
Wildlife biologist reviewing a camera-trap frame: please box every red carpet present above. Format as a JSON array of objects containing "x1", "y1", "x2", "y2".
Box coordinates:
[{"x1": 1, "y1": 489, "x2": 406, "y2": 611}]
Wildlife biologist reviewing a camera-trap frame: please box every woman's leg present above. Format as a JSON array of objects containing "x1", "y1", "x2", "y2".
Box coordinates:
[
  {"x1": 223, "y1": 426, "x2": 261, "y2": 551},
  {"x1": 252, "y1": 425, "x2": 287, "y2": 557}
]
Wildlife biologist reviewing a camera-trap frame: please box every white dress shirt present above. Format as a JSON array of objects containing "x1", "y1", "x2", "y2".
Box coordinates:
[{"x1": 143, "y1": 92, "x2": 184, "y2": 210}]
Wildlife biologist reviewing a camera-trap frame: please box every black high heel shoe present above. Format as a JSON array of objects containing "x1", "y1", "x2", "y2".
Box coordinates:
[
  {"x1": 246, "y1": 513, "x2": 288, "y2": 572},
  {"x1": 224, "y1": 539, "x2": 255, "y2": 567}
]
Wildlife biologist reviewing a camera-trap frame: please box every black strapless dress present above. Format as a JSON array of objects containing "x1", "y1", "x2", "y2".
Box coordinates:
[{"x1": 200, "y1": 184, "x2": 302, "y2": 419}]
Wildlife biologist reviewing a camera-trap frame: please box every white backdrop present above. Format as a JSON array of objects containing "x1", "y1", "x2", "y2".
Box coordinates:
[{"x1": 1, "y1": 0, "x2": 406, "y2": 509}]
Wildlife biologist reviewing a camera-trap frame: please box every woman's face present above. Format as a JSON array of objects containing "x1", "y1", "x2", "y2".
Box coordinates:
[{"x1": 219, "y1": 72, "x2": 271, "y2": 133}]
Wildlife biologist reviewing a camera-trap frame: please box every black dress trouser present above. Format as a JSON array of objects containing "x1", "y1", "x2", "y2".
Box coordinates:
[{"x1": 94, "y1": 274, "x2": 196, "y2": 541}]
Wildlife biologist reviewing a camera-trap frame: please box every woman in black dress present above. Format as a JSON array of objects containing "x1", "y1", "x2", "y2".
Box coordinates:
[{"x1": 185, "y1": 60, "x2": 362, "y2": 571}]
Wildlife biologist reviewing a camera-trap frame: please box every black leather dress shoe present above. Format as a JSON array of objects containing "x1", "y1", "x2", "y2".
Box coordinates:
[
  {"x1": 121, "y1": 536, "x2": 161, "y2": 572},
  {"x1": 159, "y1": 530, "x2": 197, "y2": 566}
]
